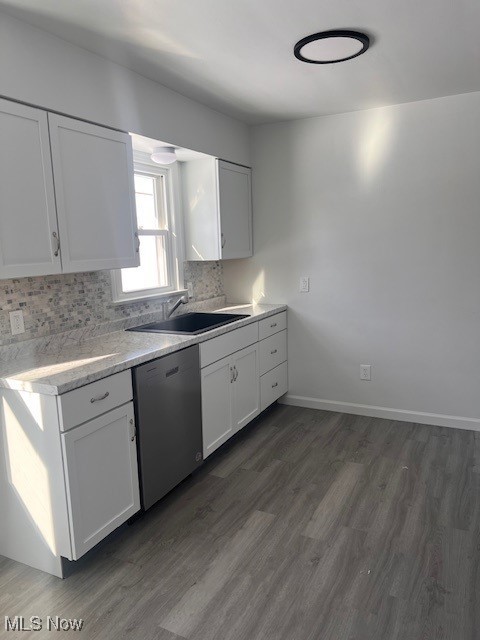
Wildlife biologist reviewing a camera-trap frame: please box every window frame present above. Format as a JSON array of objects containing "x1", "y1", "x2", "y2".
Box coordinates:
[{"x1": 111, "y1": 151, "x2": 185, "y2": 304}]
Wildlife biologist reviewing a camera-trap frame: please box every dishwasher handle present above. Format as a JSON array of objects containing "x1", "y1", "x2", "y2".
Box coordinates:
[{"x1": 166, "y1": 366, "x2": 179, "y2": 378}]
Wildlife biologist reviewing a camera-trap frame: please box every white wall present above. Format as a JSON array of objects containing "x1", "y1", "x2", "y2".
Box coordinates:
[
  {"x1": 224, "y1": 91, "x2": 480, "y2": 429},
  {"x1": 0, "y1": 12, "x2": 250, "y2": 165}
]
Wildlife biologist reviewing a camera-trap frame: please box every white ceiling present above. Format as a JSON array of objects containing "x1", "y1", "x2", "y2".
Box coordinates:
[{"x1": 1, "y1": 0, "x2": 480, "y2": 124}]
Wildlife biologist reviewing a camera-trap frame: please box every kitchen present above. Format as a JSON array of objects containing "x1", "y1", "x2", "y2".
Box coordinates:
[{"x1": 1, "y1": 2, "x2": 480, "y2": 638}]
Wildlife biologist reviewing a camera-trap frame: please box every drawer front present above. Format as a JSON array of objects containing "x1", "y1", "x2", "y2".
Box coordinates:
[
  {"x1": 259, "y1": 330, "x2": 287, "y2": 376},
  {"x1": 58, "y1": 370, "x2": 133, "y2": 431},
  {"x1": 258, "y1": 311, "x2": 287, "y2": 341},
  {"x1": 200, "y1": 322, "x2": 258, "y2": 368},
  {"x1": 260, "y1": 362, "x2": 288, "y2": 411}
]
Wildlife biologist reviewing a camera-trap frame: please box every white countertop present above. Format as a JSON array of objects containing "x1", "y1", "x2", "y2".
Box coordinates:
[{"x1": 0, "y1": 304, "x2": 286, "y2": 395}]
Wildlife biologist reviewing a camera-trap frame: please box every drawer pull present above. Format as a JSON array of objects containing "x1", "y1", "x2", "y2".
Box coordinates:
[
  {"x1": 90, "y1": 391, "x2": 110, "y2": 403},
  {"x1": 272, "y1": 382, "x2": 279, "y2": 388},
  {"x1": 270, "y1": 322, "x2": 277, "y2": 328},
  {"x1": 52, "y1": 231, "x2": 60, "y2": 257},
  {"x1": 270, "y1": 349, "x2": 278, "y2": 355}
]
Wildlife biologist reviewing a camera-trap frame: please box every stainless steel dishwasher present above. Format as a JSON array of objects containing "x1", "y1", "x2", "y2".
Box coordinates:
[{"x1": 132, "y1": 345, "x2": 203, "y2": 510}]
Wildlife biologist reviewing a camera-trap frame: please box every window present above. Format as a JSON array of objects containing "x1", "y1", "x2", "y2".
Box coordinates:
[{"x1": 112, "y1": 156, "x2": 184, "y2": 302}]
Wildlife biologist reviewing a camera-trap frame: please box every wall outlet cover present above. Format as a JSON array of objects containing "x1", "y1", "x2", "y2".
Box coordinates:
[
  {"x1": 9, "y1": 310, "x2": 25, "y2": 335},
  {"x1": 360, "y1": 364, "x2": 371, "y2": 381}
]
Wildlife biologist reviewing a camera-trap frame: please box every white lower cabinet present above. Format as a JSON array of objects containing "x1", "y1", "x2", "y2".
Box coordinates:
[
  {"x1": 232, "y1": 344, "x2": 260, "y2": 432},
  {"x1": 201, "y1": 356, "x2": 234, "y2": 457},
  {"x1": 202, "y1": 343, "x2": 260, "y2": 458},
  {"x1": 61, "y1": 402, "x2": 140, "y2": 560},
  {"x1": 201, "y1": 313, "x2": 287, "y2": 459}
]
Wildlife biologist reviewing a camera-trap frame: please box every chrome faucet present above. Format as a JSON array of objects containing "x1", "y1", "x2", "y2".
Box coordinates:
[{"x1": 166, "y1": 294, "x2": 188, "y2": 318}]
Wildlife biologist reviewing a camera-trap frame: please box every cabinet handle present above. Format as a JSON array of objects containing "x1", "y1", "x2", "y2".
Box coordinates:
[
  {"x1": 270, "y1": 349, "x2": 278, "y2": 355},
  {"x1": 270, "y1": 323, "x2": 277, "y2": 328},
  {"x1": 272, "y1": 382, "x2": 279, "y2": 388},
  {"x1": 52, "y1": 231, "x2": 60, "y2": 257},
  {"x1": 230, "y1": 366, "x2": 235, "y2": 383},
  {"x1": 90, "y1": 391, "x2": 110, "y2": 403},
  {"x1": 221, "y1": 233, "x2": 226, "y2": 249},
  {"x1": 234, "y1": 365, "x2": 238, "y2": 381},
  {"x1": 130, "y1": 418, "x2": 136, "y2": 441},
  {"x1": 135, "y1": 232, "x2": 140, "y2": 253}
]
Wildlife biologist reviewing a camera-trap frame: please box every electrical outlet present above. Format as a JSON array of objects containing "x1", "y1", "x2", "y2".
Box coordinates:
[
  {"x1": 360, "y1": 364, "x2": 371, "y2": 381},
  {"x1": 9, "y1": 310, "x2": 25, "y2": 336},
  {"x1": 299, "y1": 276, "x2": 310, "y2": 293},
  {"x1": 187, "y1": 282, "x2": 194, "y2": 299}
]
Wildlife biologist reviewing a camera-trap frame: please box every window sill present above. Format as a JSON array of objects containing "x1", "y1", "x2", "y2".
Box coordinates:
[{"x1": 111, "y1": 288, "x2": 188, "y2": 306}]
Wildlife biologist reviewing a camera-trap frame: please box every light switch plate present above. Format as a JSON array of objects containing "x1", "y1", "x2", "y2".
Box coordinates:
[{"x1": 300, "y1": 276, "x2": 310, "y2": 293}]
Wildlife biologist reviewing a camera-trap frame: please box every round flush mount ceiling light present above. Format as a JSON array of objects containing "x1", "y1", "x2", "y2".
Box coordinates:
[
  {"x1": 294, "y1": 30, "x2": 370, "y2": 64},
  {"x1": 151, "y1": 146, "x2": 177, "y2": 164}
]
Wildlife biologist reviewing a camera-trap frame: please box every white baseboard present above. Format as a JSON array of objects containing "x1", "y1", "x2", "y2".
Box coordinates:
[{"x1": 280, "y1": 394, "x2": 480, "y2": 432}]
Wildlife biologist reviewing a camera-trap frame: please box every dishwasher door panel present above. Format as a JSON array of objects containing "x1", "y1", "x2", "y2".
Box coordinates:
[{"x1": 133, "y1": 345, "x2": 203, "y2": 510}]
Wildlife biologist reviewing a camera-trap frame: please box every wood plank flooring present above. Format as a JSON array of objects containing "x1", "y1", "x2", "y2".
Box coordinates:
[{"x1": 2, "y1": 405, "x2": 480, "y2": 639}]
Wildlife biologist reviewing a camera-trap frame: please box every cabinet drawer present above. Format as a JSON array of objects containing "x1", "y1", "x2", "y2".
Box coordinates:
[
  {"x1": 260, "y1": 362, "x2": 288, "y2": 411},
  {"x1": 258, "y1": 311, "x2": 287, "y2": 340},
  {"x1": 200, "y1": 322, "x2": 258, "y2": 368},
  {"x1": 58, "y1": 370, "x2": 133, "y2": 431},
  {"x1": 259, "y1": 330, "x2": 287, "y2": 376}
]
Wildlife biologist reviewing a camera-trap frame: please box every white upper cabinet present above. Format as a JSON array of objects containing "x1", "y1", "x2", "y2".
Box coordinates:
[
  {"x1": 0, "y1": 99, "x2": 61, "y2": 279},
  {"x1": 217, "y1": 161, "x2": 253, "y2": 259},
  {"x1": 183, "y1": 157, "x2": 252, "y2": 261},
  {"x1": 49, "y1": 115, "x2": 139, "y2": 273}
]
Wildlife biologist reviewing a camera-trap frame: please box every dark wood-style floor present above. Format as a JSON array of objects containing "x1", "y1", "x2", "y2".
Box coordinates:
[{"x1": 2, "y1": 405, "x2": 480, "y2": 639}]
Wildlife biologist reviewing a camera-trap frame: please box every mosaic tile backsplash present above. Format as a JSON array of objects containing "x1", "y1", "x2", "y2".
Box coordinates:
[{"x1": 0, "y1": 261, "x2": 224, "y2": 347}]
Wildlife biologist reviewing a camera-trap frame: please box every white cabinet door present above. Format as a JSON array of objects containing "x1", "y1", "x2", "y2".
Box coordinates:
[
  {"x1": 217, "y1": 161, "x2": 252, "y2": 259},
  {"x1": 61, "y1": 403, "x2": 140, "y2": 559},
  {"x1": 182, "y1": 158, "x2": 252, "y2": 261},
  {"x1": 0, "y1": 99, "x2": 61, "y2": 278},
  {"x1": 182, "y1": 157, "x2": 221, "y2": 261},
  {"x1": 201, "y1": 355, "x2": 234, "y2": 458},
  {"x1": 49, "y1": 114, "x2": 139, "y2": 273},
  {"x1": 232, "y1": 344, "x2": 260, "y2": 432}
]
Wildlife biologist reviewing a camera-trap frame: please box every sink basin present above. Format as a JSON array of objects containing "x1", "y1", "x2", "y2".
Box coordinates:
[{"x1": 126, "y1": 312, "x2": 249, "y2": 335}]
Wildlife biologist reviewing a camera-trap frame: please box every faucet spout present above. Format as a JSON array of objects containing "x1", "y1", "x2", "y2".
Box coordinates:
[{"x1": 166, "y1": 294, "x2": 188, "y2": 319}]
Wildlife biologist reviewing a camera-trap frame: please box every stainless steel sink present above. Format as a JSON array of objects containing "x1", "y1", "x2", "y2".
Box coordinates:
[{"x1": 126, "y1": 312, "x2": 249, "y2": 335}]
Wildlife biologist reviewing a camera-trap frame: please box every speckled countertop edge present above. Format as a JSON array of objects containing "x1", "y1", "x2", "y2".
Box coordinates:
[{"x1": 0, "y1": 304, "x2": 287, "y2": 396}]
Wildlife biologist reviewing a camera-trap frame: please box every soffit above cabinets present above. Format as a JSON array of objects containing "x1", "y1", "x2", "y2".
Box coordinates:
[
  {"x1": 131, "y1": 133, "x2": 210, "y2": 162},
  {"x1": 1, "y1": 0, "x2": 480, "y2": 124}
]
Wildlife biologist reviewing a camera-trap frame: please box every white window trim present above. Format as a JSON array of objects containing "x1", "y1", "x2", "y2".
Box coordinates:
[{"x1": 111, "y1": 150, "x2": 185, "y2": 304}]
